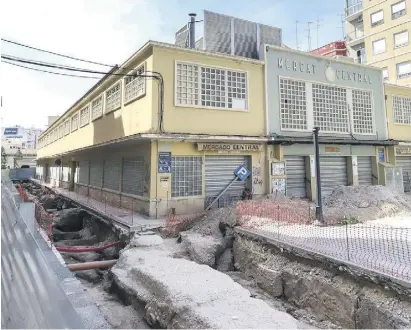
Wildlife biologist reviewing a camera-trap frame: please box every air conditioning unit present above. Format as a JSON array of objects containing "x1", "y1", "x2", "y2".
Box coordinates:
[{"x1": 357, "y1": 15, "x2": 363, "y2": 23}]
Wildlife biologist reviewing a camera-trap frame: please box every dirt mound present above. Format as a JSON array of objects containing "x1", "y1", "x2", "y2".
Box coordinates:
[{"x1": 323, "y1": 185, "x2": 411, "y2": 223}]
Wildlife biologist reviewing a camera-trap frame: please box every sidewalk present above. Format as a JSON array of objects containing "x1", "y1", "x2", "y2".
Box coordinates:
[{"x1": 31, "y1": 179, "x2": 164, "y2": 230}]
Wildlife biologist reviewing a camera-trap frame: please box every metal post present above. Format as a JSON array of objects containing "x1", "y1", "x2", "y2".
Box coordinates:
[
  {"x1": 189, "y1": 13, "x2": 196, "y2": 48},
  {"x1": 313, "y1": 127, "x2": 324, "y2": 222},
  {"x1": 205, "y1": 177, "x2": 239, "y2": 211}
]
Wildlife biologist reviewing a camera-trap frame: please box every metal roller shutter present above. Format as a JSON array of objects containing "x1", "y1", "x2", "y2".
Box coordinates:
[
  {"x1": 357, "y1": 156, "x2": 373, "y2": 186},
  {"x1": 89, "y1": 160, "x2": 103, "y2": 187},
  {"x1": 205, "y1": 155, "x2": 248, "y2": 207},
  {"x1": 78, "y1": 161, "x2": 89, "y2": 185},
  {"x1": 397, "y1": 156, "x2": 411, "y2": 192},
  {"x1": 103, "y1": 159, "x2": 121, "y2": 191},
  {"x1": 122, "y1": 157, "x2": 145, "y2": 196},
  {"x1": 320, "y1": 156, "x2": 348, "y2": 196},
  {"x1": 285, "y1": 156, "x2": 307, "y2": 198},
  {"x1": 62, "y1": 166, "x2": 70, "y2": 182}
]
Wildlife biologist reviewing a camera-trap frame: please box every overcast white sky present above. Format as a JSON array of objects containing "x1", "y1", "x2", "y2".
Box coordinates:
[{"x1": 1, "y1": 0, "x2": 342, "y2": 129}]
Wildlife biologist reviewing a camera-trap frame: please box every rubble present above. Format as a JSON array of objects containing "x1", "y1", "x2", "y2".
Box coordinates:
[{"x1": 180, "y1": 232, "x2": 224, "y2": 267}]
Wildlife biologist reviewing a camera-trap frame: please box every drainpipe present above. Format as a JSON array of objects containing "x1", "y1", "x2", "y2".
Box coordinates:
[
  {"x1": 313, "y1": 127, "x2": 324, "y2": 223},
  {"x1": 67, "y1": 260, "x2": 117, "y2": 271},
  {"x1": 189, "y1": 13, "x2": 196, "y2": 48}
]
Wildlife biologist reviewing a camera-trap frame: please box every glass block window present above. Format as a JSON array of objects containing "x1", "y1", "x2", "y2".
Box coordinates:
[
  {"x1": 393, "y1": 95, "x2": 411, "y2": 124},
  {"x1": 64, "y1": 120, "x2": 70, "y2": 135},
  {"x1": 313, "y1": 84, "x2": 348, "y2": 133},
  {"x1": 122, "y1": 157, "x2": 145, "y2": 196},
  {"x1": 176, "y1": 62, "x2": 199, "y2": 106},
  {"x1": 176, "y1": 62, "x2": 248, "y2": 110},
  {"x1": 124, "y1": 64, "x2": 146, "y2": 103},
  {"x1": 201, "y1": 67, "x2": 226, "y2": 108},
  {"x1": 71, "y1": 113, "x2": 79, "y2": 132},
  {"x1": 171, "y1": 156, "x2": 202, "y2": 197},
  {"x1": 352, "y1": 90, "x2": 374, "y2": 134},
  {"x1": 280, "y1": 78, "x2": 307, "y2": 130},
  {"x1": 80, "y1": 106, "x2": 90, "y2": 127},
  {"x1": 105, "y1": 83, "x2": 121, "y2": 113},
  {"x1": 91, "y1": 96, "x2": 103, "y2": 120}
]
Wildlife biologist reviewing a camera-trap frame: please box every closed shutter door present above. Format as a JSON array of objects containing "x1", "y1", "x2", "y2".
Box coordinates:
[
  {"x1": 320, "y1": 156, "x2": 348, "y2": 196},
  {"x1": 89, "y1": 160, "x2": 103, "y2": 187},
  {"x1": 285, "y1": 156, "x2": 306, "y2": 198},
  {"x1": 103, "y1": 159, "x2": 121, "y2": 190},
  {"x1": 357, "y1": 156, "x2": 373, "y2": 186},
  {"x1": 122, "y1": 157, "x2": 145, "y2": 196},
  {"x1": 62, "y1": 166, "x2": 70, "y2": 182},
  {"x1": 78, "y1": 161, "x2": 89, "y2": 185},
  {"x1": 205, "y1": 155, "x2": 248, "y2": 207},
  {"x1": 397, "y1": 156, "x2": 411, "y2": 192}
]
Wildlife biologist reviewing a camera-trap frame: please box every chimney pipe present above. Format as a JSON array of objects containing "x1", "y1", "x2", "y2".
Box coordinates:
[{"x1": 189, "y1": 13, "x2": 196, "y2": 48}]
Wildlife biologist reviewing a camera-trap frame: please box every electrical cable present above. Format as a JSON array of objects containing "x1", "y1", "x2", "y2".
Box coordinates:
[
  {"x1": 2, "y1": 60, "x2": 101, "y2": 79},
  {"x1": 1, "y1": 38, "x2": 115, "y2": 67}
]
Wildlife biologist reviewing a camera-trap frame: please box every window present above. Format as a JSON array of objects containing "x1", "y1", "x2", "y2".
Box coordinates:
[
  {"x1": 71, "y1": 113, "x2": 79, "y2": 132},
  {"x1": 392, "y1": 0, "x2": 406, "y2": 19},
  {"x1": 370, "y1": 10, "x2": 384, "y2": 27},
  {"x1": 91, "y1": 96, "x2": 103, "y2": 120},
  {"x1": 382, "y1": 67, "x2": 389, "y2": 81},
  {"x1": 394, "y1": 30, "x2": 409, "y2": 48},
  {"x1": 280, "y1": 78, "x2": 307, "y2": 130},
  {"x1": 393, "y1": 95, "x2": 411, "y2": 124},
  {"x1": 80, "y1": 105, "x2": 90, "y2": 127},
  {"x1": 59, "y1": 124, "x2": 64, "y2": 139},
  {"x1": 171, "y1": 156, "x2": 202, "y2": 197},
  {"x1": 397, "y1": 61, "x2": 411, "y2": 79},
  {"x1": 124, "y1": 64, "x2": 146, "y2": 103},
  {"x1": 105, "y1": 83, "x2": 121, "y2": 113},
  {"x1": 313, "y1": 84, "x2": 348, "y2": 133},
  {"x1": 352, "y1": 90, "x2": 374, "y2": 134},
  {"x1": 64, "y1": 120, "x2": 70, "y2": 135},
  {"x1": 372, "y1": 38, "x2": 386, "y2": 55},
  {"x1": 122, "y1": 158, "x2": 146, "y2": 196},
  {"x1": 176, "y1": 62, "x2": 248, "y2": 110}
]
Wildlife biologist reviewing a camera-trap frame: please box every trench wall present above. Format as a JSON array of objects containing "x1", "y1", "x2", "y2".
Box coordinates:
[{"x1": 233, "y1": 228, "x2": 411, "y2": 329}]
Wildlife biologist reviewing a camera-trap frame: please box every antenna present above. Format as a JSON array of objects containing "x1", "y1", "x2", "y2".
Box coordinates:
[
  {"x1": 296, "y1": 21, "x2": 299, "y2": 50},
  {"x1": 316, "y1": 18, "x2": 323, "y2": 49},
  {"x1": 337, "y1": 13, "x2": 345, "y2": 40},
  {"x1": 306, "y1": 21, "x2": 314, "y2": 51}
]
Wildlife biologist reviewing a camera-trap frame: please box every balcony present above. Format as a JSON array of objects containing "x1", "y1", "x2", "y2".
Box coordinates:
[
  {"x1": 346, "y1": 2, "x2": 363, "y2": 20},
  {"x1": 346, "y1": 30, "x2": 365, "y2": 47}
]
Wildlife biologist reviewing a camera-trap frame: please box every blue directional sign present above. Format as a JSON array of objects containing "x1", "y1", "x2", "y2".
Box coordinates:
[{"x1": 234, "y1": 165, "x2": 251, "y2": 181}]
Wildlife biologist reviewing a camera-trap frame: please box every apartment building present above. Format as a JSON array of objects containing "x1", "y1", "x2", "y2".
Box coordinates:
[{"x1": 345, "y1": 0, "x2": 411, "y2": 86}]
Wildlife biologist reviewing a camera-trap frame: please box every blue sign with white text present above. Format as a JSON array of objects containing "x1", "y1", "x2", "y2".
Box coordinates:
[
  {"x1": 234, "y1": 165, "x2": 251, "y2": 181},
  {"x1": 4, "y1": 128, "x2": 18, "y2": 135}
]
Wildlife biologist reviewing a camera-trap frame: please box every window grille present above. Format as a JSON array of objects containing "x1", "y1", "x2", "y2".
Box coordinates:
[
  {"x1": 171, "y1": 156, "x2": 202, "y2": 197},
  {"x1": 124, "y1": 64, "x2": 146, "y2": 102},
  {"x1": 352, "y1": 90, "x2": 374, "y2": 134},
  {"x1": 80, "y1": 106, "x2": 90, "y2": 127},
  {"x1": 393, "y1": 95, "x2": 411, "y2": 124},
  {"x1": 91, "y1": 96, "x2": 103, "y2": 120},
  {"x1": 64, "y1": 120, "x2": 70, "y2": 135},
  {"x1": 71, "y1": 113, "x2": 79, "y2": 132},
  {"x1": 280, "y1": 78, "x2": 307, "y2": 130},
  {"x1": 106, "y1": 83, "x2": 121, "y2": 113}
]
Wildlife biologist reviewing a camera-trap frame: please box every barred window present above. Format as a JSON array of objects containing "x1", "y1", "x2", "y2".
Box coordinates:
[
  {"x1": 352, "y1": 90, "x2": 374, "y2": 134},
  {"x1": 103, "y1": 159, "x2": 121, "y2": 191},
  {"x1": 122, "y1": 158, "x2": 145, "y2": 196},
  {"x1": 280, "y1": 78, "x2": 307, "y2": 130},
  {"x1": 176, "y1": 62, "x2": 248, "y2": 110},
  {"x1": 80, "y1": 106, "x2": 90, "y2": 127},
  {"x1": 176, "y1": 63, "x2": 199, "y2": 105},
  {"x1": 313, "y1": 84, "x2": 348, "y2": 133},
  {"x1": 393, "y1": 95, "x2": 411, "y2": 124},
  {"x1": 91, "y1": 96, "x2": 103, "y2": 120},
  {"x1": 71, "y1": 113, "x2": 79, "y2": 132},
  {"x1": 105, "y1": 83, "x2": 121, "y2": 113},
  {"x1": 171, "y1": 156, "x2": 202, "y2": 197},
  {"x1": 124, "y1": 64, "x2": 146, "y2": 103},
  {"x1": 64, "y1": 120, "x2": 70, "y2": 135}
]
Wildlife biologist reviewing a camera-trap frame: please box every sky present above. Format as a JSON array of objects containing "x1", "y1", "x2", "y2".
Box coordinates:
[{"x1": 1, "y1": 0, "x2": 344, "y2": 129}]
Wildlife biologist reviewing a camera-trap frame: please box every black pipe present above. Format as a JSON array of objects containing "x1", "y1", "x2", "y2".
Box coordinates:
[{"x1": 313, "y1": 127, "x2": 324, "y2": 223}]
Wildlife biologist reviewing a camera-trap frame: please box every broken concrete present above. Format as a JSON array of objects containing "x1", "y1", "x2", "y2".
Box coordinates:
[
  {"x1": 109, "y1": 238, "x2": 305, "y2": 329},
  {"x1": 53, "y1": 208, "x2": 84, "y2": 232},
  {"x1": 216, "y1": 249, "x2": 234, "y2": 272},
  {"x1": 75, "y1": 270, "x2": 102, "y2": 284},
  {"x1": 233, "y1": 230, "x2": 411, "y2": 329},
  {"x1": 180, "y1": 232, "x2": 224, "y2": 267},
  {"x1": 60, "y1": 251, "x2": 102, "y2": 263}
]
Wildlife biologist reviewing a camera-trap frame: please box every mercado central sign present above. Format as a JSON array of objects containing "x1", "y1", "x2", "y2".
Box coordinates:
[
  {"x1": 197, "y1": 143, "x2": 262, "y2": 152},
  {"x1": 277, "y1": 58, "x2": 372, "y2": 84}
]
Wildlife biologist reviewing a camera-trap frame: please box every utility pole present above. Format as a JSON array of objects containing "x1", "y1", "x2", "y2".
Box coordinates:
[
  {"x1": 313, "y1": 127, "x2": 324, "y2": 223},
  {"x1": 316, "y1": 18, "x2": 323, "y2": 49},
  {"x1": 296, "y1": 21, "x2": 299, "y2": 50},
  {"x1": 306, "y1": 21, "x2": 314, "y2": 51}
]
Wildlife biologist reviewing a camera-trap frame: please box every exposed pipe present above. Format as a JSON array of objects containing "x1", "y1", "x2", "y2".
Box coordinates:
[
  {"x1": 67, "y1": 259, "x2": 117, "y2": 271},
  {"x1": 189, "y1": 13, "x2": 196, "y2": 49},
  {"x1": 56, "y1": 241, "x2": 120, "y2": 253}
]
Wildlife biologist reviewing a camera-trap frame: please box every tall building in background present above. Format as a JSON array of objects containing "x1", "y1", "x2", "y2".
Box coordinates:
[
  {"x1": 310, "y1": 41, "x2": 347, "y2": 58},
  {"x1": 345, "y1": 0, "x2": 411, "y2": 86}
]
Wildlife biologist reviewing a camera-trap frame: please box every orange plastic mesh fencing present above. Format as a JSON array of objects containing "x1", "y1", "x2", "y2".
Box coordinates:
[
  {"x1": 164, "y1": 213, "x2": 205, "y2": 237},
  {"x1": 34, "y1": 202, "x2": 54, "y2": 241}
]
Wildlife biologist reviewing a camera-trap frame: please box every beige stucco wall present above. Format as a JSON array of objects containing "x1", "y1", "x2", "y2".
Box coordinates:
[
  {"x1": 385, "y1": 83, "x2": 411, "y2": 141},
  {"x1": 150, "y1": 46, "x2": 266, "y2": 136}
]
